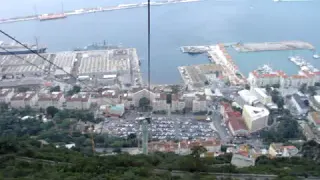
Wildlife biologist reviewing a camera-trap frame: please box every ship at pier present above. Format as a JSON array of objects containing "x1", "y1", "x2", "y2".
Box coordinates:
[{"x1": 0, "y1": 41, "x2": 47, "y2": 55}]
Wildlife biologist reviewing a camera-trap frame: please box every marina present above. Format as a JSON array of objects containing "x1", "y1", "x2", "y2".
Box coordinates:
[
  {"x1": 0, "y1": 0, "x2": 201, "y2": 24},
  {"x1": 289, "y1": 56, "x2": 319, "y2": 72}
]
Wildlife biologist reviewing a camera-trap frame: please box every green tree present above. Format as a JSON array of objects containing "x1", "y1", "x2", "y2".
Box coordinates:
[
  {"x1": 139, "y1": 97, "x2": 150, "y2": 111},
  {"x1": 191, "y1": 146, "x2": 207, "y2": 158},
  {"x1": 46, "y1": 106, "x2": 59, "y2": 118},
  {"x1": 50, "y1": 85, "x2": 61, "y2": 92}
]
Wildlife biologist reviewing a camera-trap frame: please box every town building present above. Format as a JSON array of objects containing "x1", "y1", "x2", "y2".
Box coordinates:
[
  {"x1": 99, "y1": 89, "x2": 120, "y2": 105},
  {"x1": 300, "y1": 122, "x2": 316, "y2": 141},
  {"x1": 192, "y1": 94, "x2": 207, "y2": 113},
  {"x1": 0, "y1": 88, "x2": 14, "y2": 103},
  {"x1": 37, "y1": 92, "x2": 65, "y2": 109},
  {"x1": 251, "y1": 88, "x2": 272, "y2": 105},
  {"x1": 148, "y1": 139, "x2": 221, "y2": 156},
  {"x1": 231, "y1": 152, "x2": 255, "y2": 168},
  {"x1": 242, "y1": 105, "x2": 269, "y2": 133},
  {"x1": 308, "y1": 111, "x2": 320, "y2": 129},
  {"x1": 10, "y1": 91, "x2": 38, "y2": 108},
  {"x1": 131, "y1": 88, "x2": 156, "y2": 107},
  {"x1": 101, "y1": 104, "x2": 125, "y2": 117},
  {"x1": 310, "y1": 95, "x2": 320, "y2": 111},
  {"x1": 268, "y1": 143, "x2": 299, "y2": 158},
  {"x1": 248, "y1": 68, "x2": 320, "y2": 88},
  {"x1": 236, "y1": 89, "x2": 259, "y2": 108},
  {"x1": 247, "y1": 70, "x2": 280, "y2": 87},
  {"x1": 65, "y1": 93, "x2": 91, "y2": 110},
  {"x1": 220, "y1": 101, "x2": 234, "y2": 123},
  {"x1": 171, "y1": 94, "x2": 186, "y2": 112},
  {"x1": 228, "y1": 115, "x2": 249, "y2": 137},
  {"x1": 290, "y1": 92, "x2": 309, "y2": 116}
]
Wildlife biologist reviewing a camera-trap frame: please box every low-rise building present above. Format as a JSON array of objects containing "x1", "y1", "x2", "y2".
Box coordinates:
[
  {"x1": 228, "y1": 115, "x2": 249, "y2": 137},
  {"x1": 251, "y1": 88, "x2": 272, "y2": 105},
  {"x1": 101, "y1": 104, "x2": 125, "y2": 117},
  {"x1": 268, "y1": 143, "x2": 299, "y2": 158},
  {"x1": 290, "y1": 93, "x2": 309, "y2": 116},
  {"x1": 0, "y1": 88, "x2": 14, "y2": 103},
  {"x1": 310, "y1": 95, "x2": 320, "y2": 111},
  {"x1": 231, "y1": 152, "x2": 255, "y2": 168},
  {"x1": 242, "y1": 105, "x2": 269, "y2": 133},
  {"x1": 38, "y1": 92, "x2": 65, "y2": 109},
  {"x1": 308, "y1": 111, "x2": 320, "y2": 129},
  {"x1": 99, "y1": 89, "x2": 120, "y2": 105},
  {"x1": 10, "y1": 91, "x2": 38, "y2": 108},
  {"x1": 65, "y1": 93, "x2": 91, "y2": 110},
  {"x1": 132, "y1": 88, "x2": 156, "y2": 107},
  {"x1": 236, "y1": 89, "x2": 259, "y2": 108},
  {"x1": 192, "y1": 94, "x2": 207, "y2": 113}
]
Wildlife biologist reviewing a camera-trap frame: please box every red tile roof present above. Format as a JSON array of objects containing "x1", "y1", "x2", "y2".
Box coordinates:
[
  {"x1": 291, "y1": 75, "x2": 307, "y2": 79},
  {"x1": 228, "y1": 117, "x2": 248, "y2": 131},
  {"x1": 38, "y1": 92, "x2": 63, "y2": 101}
]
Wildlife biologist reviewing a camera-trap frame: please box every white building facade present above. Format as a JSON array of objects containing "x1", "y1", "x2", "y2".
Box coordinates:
[{"x1": 242, "y1": 105, "x2": 269, "y2": 133}]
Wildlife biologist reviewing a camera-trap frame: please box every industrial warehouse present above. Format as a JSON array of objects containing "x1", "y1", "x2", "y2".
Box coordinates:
[{"x1": 0, "y1": 48, "x2": 142, "y2": 89}]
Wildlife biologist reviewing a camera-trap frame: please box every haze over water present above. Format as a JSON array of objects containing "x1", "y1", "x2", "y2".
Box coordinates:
[{"x1": 0, "y1": 0, "x2": 319, "y2": 84}]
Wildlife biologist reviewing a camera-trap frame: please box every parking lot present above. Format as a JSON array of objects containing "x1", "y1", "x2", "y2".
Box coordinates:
[{"x1": 99, "y1": 115, "x2": 218, "y2": 140}]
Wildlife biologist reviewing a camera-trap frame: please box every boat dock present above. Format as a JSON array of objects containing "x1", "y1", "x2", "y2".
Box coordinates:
[
  {"x1": 0, "y1": 0, "x2": 201, "y2": 24},
  {"x1": 233, "y1": 41, "x2": 315, "y2": 52}
]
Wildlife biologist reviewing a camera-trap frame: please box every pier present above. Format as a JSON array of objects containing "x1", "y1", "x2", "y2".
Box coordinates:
[
  {"x1": 180, "y1": 46, "x2": 211, "y2": 54},
  {"x1": 233, "y1": 41, "x2": 315, "y2": 52},
  {"x1": 0, "y1": 0, "x2": 201, "y2": 24}
]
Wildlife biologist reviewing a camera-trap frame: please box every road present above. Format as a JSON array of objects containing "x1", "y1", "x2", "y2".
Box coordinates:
[{"x1": 211, "y1": 103, "x2": 231, "y2": 143}]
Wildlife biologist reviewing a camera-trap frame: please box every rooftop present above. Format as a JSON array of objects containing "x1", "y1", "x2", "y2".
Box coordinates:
[
  {"x1": 229, "y1": 117, "x2": 248, "y2": 131},
  {"x1": 38, "y1": 92, "x2": 63, "y2": 101},
  {"x1": 66, "y1": 93, "x2": 90, "y2": 102},
  {"x1": 243, "y1": 105, "x2": 269, "y2": 120},
  {"x1": 0, "y1": 88, "x2": 12, "y2": 97},
  {"x1": 11, "y1": 92, "x2": 36, "y2": 101},
  {"x1": 238, "y1": 89, "x2": 258, "y2": 104}
]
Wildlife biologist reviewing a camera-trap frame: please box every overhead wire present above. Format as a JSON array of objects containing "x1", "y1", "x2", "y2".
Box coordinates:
[{"x1": 0, "y1": 46, "x2": 47, "y2": 73}]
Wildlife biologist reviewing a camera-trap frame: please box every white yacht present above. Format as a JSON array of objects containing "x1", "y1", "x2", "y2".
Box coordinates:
[{"x1": 313, "y1": 54, "x2": 320, "y2": 59}]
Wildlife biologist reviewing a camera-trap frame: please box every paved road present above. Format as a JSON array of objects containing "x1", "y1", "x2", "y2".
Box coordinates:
[{"x1": 211, "y1": 105, "x2": 231, "y2": 143}]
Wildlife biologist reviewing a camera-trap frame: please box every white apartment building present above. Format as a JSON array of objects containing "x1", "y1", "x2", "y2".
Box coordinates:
[
  {"x1": 38, "y1": 92, "x2": 65, "y2": 109},
  {"x1": 242, "y1": 105, "x2": 269, "y2": 133},
  {"x1": 249, "y1": 69, "x2": 320, "y2": 88},
  {"x1": 247, "y1": 71, "x2": 280, "y2": 87},
  {"x1": 153, "y1": 93, "x2": 167, "y2": 112},
  {"x1": 65, "y1": 93, "x2": 91, "y2": 110},
  {"x1": 251, "y1": 88, "x2": 272, "y2": 105},
  {"x1": 10, "y1": 91, "x2": 38, "y2": 108},
  {"x1": 236, "y1": 89, "x2": 259, "y2": 108},
  {"x1": 153, "y1": 93, "x2": 185, "y2": 112},
  {"x1": 192, "y1": 94, "x2": 207, "y2": 113},
  {"x1": 0, "y1": 88, "x2": 14, "y2": 103}
]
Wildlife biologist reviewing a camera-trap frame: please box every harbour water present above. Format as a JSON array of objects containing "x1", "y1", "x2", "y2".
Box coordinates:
[{"x1": 0, "y1": 0, "x2": 320, "y2": 84}]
